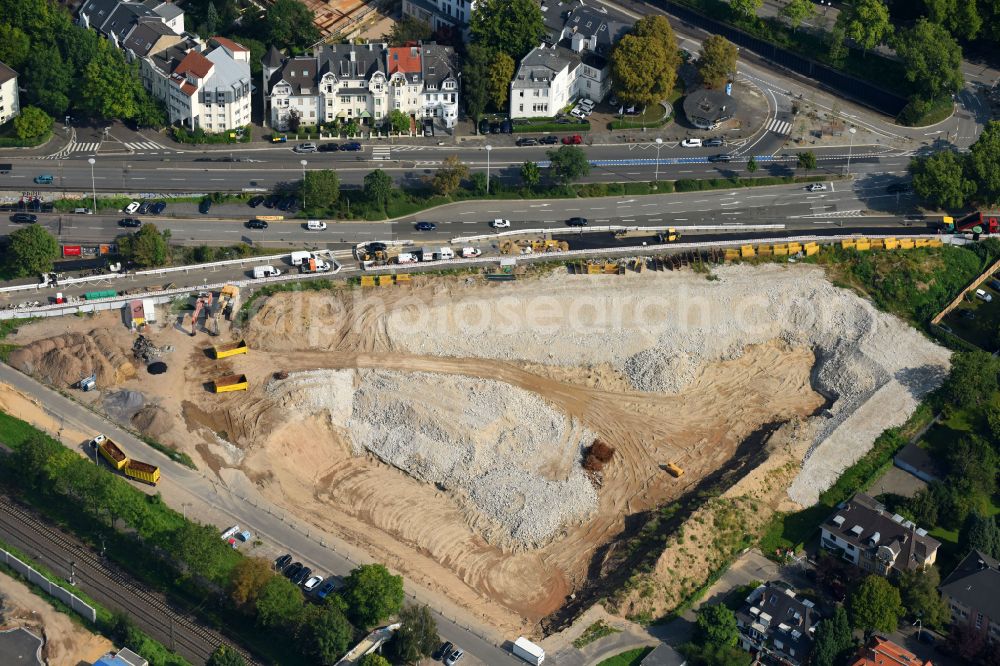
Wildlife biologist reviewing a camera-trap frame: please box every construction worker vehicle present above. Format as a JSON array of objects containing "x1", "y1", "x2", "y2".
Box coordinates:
[
  {"x1": 663, "y1": 462, "x2": 684, "y2": 478},
  {"x1": 90, "y1": 434, "x2": 160, "y2": 485},
  {"x1": 658, "y1": 228, "x2": 681, "y2": 243}
]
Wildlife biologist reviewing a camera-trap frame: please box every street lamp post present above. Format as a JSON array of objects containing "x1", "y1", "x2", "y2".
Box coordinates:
[
  {"x1": 87, "y1": 158, "x2": 97, "y2": 212},
  {"x1": 845, "y1": 127, "x2": 857, "y2": 177},
  {"x1": 300, "y1": 159, "x2": 308, "y2": 210},
  {"x1": 484, "y1": 144, "x2": 492, "y2": 195},
  {"x1": 653, "y1": 138, "x2": 663, "y2": 189}
]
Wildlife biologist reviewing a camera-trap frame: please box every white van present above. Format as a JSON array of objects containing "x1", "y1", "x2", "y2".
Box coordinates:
[
  {"x1": 438, "y1": 247, "x2": 455, "y2": 260},
  {"x1": 396, "y1": 252, "x2": 418, "y2": 264},
  {"x1": 306, "y1": 220, "x2": 327, "y2": 231},
  {"x1": 578, "y1": 98, "x2": 595, "y2": 111},
  {"x1": 289, "y1": 251, "x2": 313, "y2": 266},
  {"x1": 253, "y1": 265, "x2": 281, "y2": 279}
]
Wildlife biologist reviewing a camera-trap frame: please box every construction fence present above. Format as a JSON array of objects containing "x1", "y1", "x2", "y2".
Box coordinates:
[{"x1": 0, "y1": 547, "x2": 97, "y2": 623}]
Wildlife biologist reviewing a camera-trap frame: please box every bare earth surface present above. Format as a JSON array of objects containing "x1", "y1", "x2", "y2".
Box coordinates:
[{"x1": 3, "y1": 264, "x2": 950, "y2": 634}]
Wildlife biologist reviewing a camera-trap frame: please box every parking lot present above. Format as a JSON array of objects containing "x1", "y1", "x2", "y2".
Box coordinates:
[{"x1": 941, "y1": 274, "x2": 1000, "y2": 351}]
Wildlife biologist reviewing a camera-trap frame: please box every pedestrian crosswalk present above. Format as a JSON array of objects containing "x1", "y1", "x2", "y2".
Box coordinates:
[
  {"x1": 46, "y1": 138, "x2": 172, "y2": 158},
  {"x1": 125, "y1": 140, "x2": 167, "y2": 151},
  {"x1": 765, "y1": 118, "x2": 791, "y2": 135},
  {"x1": 372, "y1": 146, "x2": 391, "y2": 160}
]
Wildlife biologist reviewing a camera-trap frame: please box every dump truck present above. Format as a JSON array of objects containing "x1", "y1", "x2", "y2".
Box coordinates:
[
  {"x1": 299, "y1": 257, "x2": 331, "y2": 273},
  {"x1": 212, "y1": 339, "x2": 248, "y2": 359},
  {"x1": 93, "y1": 434, "x2": 127, "y2": 470},
  {"x1": 124, "y1": 459, "x2": 160, "y2": 485},
  {"x1": 940, "y1": 212, "x2": 1000, "y2": 235},
  {"x1": 212, "y1": 374, "x2": 248, "y2": 393},
  {"x1": 512, "y1": 637, "x2": 545, "y2": 665}
]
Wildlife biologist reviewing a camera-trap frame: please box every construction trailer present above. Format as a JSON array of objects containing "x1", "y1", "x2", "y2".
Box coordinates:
[
  {"x1": 94, "y1": 435, "x2": 128, "y2": 470},
  {"x1": 124, "y1": 459, "x2": 160, "y2": 485}
]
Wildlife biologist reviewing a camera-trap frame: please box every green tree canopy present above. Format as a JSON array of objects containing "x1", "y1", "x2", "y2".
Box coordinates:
[
  {"x1": 925, "y1": 0, "x2": 982, "y2": 41},
  {"x1": 363, "y1": 169, "x2": 394, "y2": 209},
  {"x1": 893, "y1": 19, "x2": 964, "y2": 101},
  {"x1": 970, "y1": 120, "x2": 1000, "y2": 206},
  {"x1": 5, "y1": 224, "x2": 58, "y2": 277},
  {"x1": 730, "y1": 0, "x2": 762, "y2": 20},
  {"x1": 342, "y1": 563, "x2": 405, "y2": 628},
  {"x1": 633, "y1": 15, "x2": 681, "y2": 65},
  {"x1": 23, "y1": 45, "x2": 72, "y2": 117},
  {"x1": 694, "y1": 604, "x2": 739, "y2": 648},
  {"x1": 897, "y1": 566, "x2": 951, "y2": 629},
  {"x1": 386, "y1": 15, "x2": 432, "y2": 46},
  {"x1": 228, "y1": 558, "x2": 275, "y2": 610},
  {"x1": 780, "y1": 0, "x2": 815, "y2": 29},
  {"x1": 0, "y1": 25, "x2": 31, "y2": 71},
  {"x1": 910, "y1": 150, "x2": 976, "y2": 210},
  {"x1": 302, "y1": 169, "x2": 340, "y2": 210},
  {"x1": 386, "y1": 605, "x2": 439, "y2": 664},
  {"x1": 698, "y1": 35, "x2": 739, "y2": 89},
  {"x1": 249, "y1": 0, "x2": 319, "y2": 50},
  {"x1": 682, "y1": 642, "x2": 752, "y2": 666},
  {"x1": 811, "y1": 605, "x2": 853, "y2": 666},
  {"x1": 521, "y1": 161, "x2": 541, "y2": 188},
  {"x1": 388, "y1": 109, "x2": 410, "y2": 135},
  {"x1": 255, "y1": 575, "x2": 304, "y2": 629},
  {"x1": 80, "y1": 40, "x2": 142, "y2": 121},
  {"x1": 207, "y1": 645, "x2": 246, "y2": 666},
  {"x1": 462, "y1": 44, "x2": 491, "y2": 121},
  {"x1": 849, "y1": 575, "x2": 904, "y2": 639},
  {"x1": 547, "y1": 145, "x2": 590, "y2": 184},
  {"x1": 486, "y1": 52, "x2": 515, "y2": 111},
  {"x1": 358, "y1": 654, "x2": 391, "y2": 666},
  {"x1": 432, "y1": 155, "x2": 469, "y2": 196},
  {"x1": 844, "y1": 0, "x2": 893, "y2": 55},
  {"x1": 943, "y1": 351, "x2": 1000, "y2": 409},
  {"x1": 747, "y1": 156, "x2": 758, "y2": 173},
  {"x1": 168, "y1": 521, "x2": 236, "y2": 584},
  {"x1": 611, "y1": 35, "x2": 672, "y2": 106},
  {"x1": 119, "y1": 223, "x2": 170, "y2": 268},
  {"x1": 12, "y1": 433, "x2": 63, "y2": 490},
  {"x1": 797, "y1": 151, "x2": 817, "y2": 170},
  {"x1": 298, "y1": 602, "x2": 354, "y2": 665},
  {"x1": 470, "y1": 0, "x2": 544, "y2": 61}
]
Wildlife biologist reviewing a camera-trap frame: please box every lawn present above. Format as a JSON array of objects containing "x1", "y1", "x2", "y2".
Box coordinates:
[
  {"x1": 942, "y1": 286, "x2": 1000, "y2": 352},
  {"x1": 597, "y1": 647, "x2": 654, "y2": 666}
]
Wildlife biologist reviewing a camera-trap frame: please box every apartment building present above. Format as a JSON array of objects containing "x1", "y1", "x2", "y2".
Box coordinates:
[
  {"x1": 820, "y1": 493, "x2": 940, "y2": 576},
  {"x1": 940, "y1": 550, "x2": 1000, "y2": 644},
  {"x1": 849, "y1": 636, "x2": 933, "y2": 666},
  {"x1": 401, "y1": 0, "x2": 476, "y2": 33},
  {"x1": 735, "y1": 582, "x2": 818, "y2": 666},
  {"x1": 0, "y1": 61, "x2": 19, "y2": 126},
  {"x1": 78, "y1": 0, "x2": 184, "y2": 44}
]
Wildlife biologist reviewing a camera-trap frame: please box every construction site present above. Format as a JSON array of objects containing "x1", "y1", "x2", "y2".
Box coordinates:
[{"x1": 0, "y1": 260, "x2": 951, "y2": 635}]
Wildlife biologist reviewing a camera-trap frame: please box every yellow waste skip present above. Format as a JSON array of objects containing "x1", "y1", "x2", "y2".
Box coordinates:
[
  {"x1": 378, "y1": 275, "x2": 393, "y2": 287},
  {"x1": 869, "y1": 239, "x2": 885, "y2": 250},
  {"x1": 883, "y1": 238, "x2": 899, "y2": 249},
  {"x1": 856, "y1": 238, "x2": 871, "y2": 251},
  {"x1": 725, "y1": 248, "x2": 740, "y2": 261},
  {"x1": 603, "y1": 262, "x2": 618, "y2": 274},
  {"x1": 360, "y1": 276, "x2": 376, "y2": 287},
  {"x1": 212, "y1": 374, "x2": 248, "y2": 393},
  {"x1": 124, "y1": 459, "x2": 160, "y2": 485},
  {"x1": 915, "y1": 238, "x2": 931, "y2": 248},
  {"x1": 395, "y1": 273, "x2": 411, "y2": 284},
  {"x1": 664, "y1": 462, "x2": 684, "y2": 478},
  {"x1": 773, "y1": 244, "x2": 788, "y2": 256},
  {"x1": 841, "y1": 239, "x2": 857, "y2": 249},
  {"x1": 740, "y1": 245, "x2": 755, "y2": 258},
  {"x1": 757, "y1": 245, "x2": 773, "y2": 256},
  {"x1": 212, "y1": 339, "x2": 248, "y2": 359},
  {"x1": 928, "y1": 239, "x2": 943, "y2": 248},
  {"x1": 804, "y1": 242, "x2": 819, "y2": 256},
  {"x1": 899, "y1": 239, "x2": 915, "y2": 249},
  {"x1": 787, "y1": 242, "x2": 802, "y2": 254}
]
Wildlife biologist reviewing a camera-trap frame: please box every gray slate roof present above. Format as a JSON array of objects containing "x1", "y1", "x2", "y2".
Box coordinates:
[
  {"x1": 270, "y1": 56, "x2": 319, "y2": 95},
  {"x1": 640, "y1": 642, "x2": 687, "y2": 666},
  {"x1": 262, "y1": 45, "x2": 284, "y2": 69},
  {"x1": 736, "y1": 582, "x2": 817, "y2": 664},
  {"x1": 121, "y1": 17, "x2": 176, "y2": 56},
  {"x1": 512, "y1": 46, "x2": 577, "y2": 89},
  {"x1": 320, "y1": 43, "x2": 387, "y2": 81},
  {"x1": 940, "y1": 550, "x2": 1000, "y2": 622},
  {"x1": 420, "y1": 43, "x2": 457, "y2": 88},
  {"x1": 0, "y1": 60, "x2": 17, "y2": 84}
]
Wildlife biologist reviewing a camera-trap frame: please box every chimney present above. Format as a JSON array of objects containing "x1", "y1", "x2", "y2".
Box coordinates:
[{"x1": 350, "y1": 49, "x2": 356, "y2": 62}]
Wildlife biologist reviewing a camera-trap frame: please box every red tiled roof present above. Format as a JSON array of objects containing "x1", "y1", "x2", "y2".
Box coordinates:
[
  {"x1": 174, "y1": 50, "x2": 213, "y2": 80},
  {"x1": 849, "y1": 637, "x2": 932, "y2": 666},
  {"x1": 388, "y1": 46, "x2": 421, "y2": 74},
  {"x1": 211, "y1": 36, "x2": 249, "y2": 52}
]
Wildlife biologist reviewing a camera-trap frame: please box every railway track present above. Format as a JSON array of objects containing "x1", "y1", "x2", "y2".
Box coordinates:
[{"x1": 0, "y1": 493, "x2": 260, "y2": 666}]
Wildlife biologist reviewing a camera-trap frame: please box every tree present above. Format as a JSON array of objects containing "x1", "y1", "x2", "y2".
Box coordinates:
[
  {"x1": 948, "y1": 621, "x2": 988, "y2": 663},
  {"x1": 255, "y1": 575, "x2": 304, "y2": 629},
  {"x1": 0, "y1": 25, "x2": 31, "y2": 71},
  {"x1": 893, "y1": 19, "x2": 964, "y2": 102},
  {"x1": 946, "y1": 435, "x2": 997, "y2": 498},
  {"x1": 228, "y1": 558, "x2": 274, "y2": 610},
  {"x1": 133, "y1": 89, "x2": 167, "y2": 129},
  {"x1": 843, "y1": 0, "x2": 892, "y2": 56},
  {"x1": 432, "y1": 155, "x2": 469, "y2": 196},
  {"x1": 827, "y1": 16, "x2": 849, "y2": 67},
  {"x1": 747, "y1": 156, "x2": 758, "y2": 173},
  {"x1": 388, "y1": 109, "x2": 410, "y2": 135},
  {"x1": 943, "y1": 350, "x2": 1000, "y2": 409},
  {"x1": 682, "y1": 642, "x2": 752, "y2": 666},
  {"x1": 302, "y1": 169, "x2": 340, "y2": 210},
  {"x1": 694, "y1": 604, "x2": 739, "y2": 648},
  {"x1": 780, "y1": 0, "x2": 815, "y2": 30},
  {"x1": 811, "y1": 605, "x2": 853, "y2": 666},
  {"x1": 910, "y1": 151, "x2": 976, "y2": 210},
  {"x1": 729, "y1": 0, "x2": 762, "y2": 20},
  {"x1": 469, "y1": 0, "x2": 544, "y2": 60},
  {"x1": 5, "y1": 225, "x2": 58, "y2": 277},
  {"x1": 250, "y1": 0, "x2": 319, "y2": 50},
  {"x1": 611, "y1": 35, "x2": 673, "y2": 106},
  {"x1": 698, "y1": 35, "x2": 739, "y2": 90},
  {"x1": 462, "y1": 44, "x2": 491, "y2": 122},
  {"x1": 521, "y1": 161, "x2": 541, "y2": 188},
  {"x1": 287, "y1": 108, "x2": 301, "y2": 133},
  {"x1": 387, "y1": 15, "x2": 433, "y2": 46},
  {"x1": 386, "y1": 605, "x2": 439, "y2": 664},
  {"x1": 797, "y1": 151, "x2": 817, "y2": 170},
  {"x1": 341, "y1": 563, "x2": 404, "y2": 628},
  {"x1": 23, "y1": 45, "x2": 72, "y2": 117},
  {"x1": 207, "y1": 645, "x2": 246, "y2": 666},
  {"x1": 364, "y1": 169, "x2": 393, "y2": 209},
  {"x1": 906, "y1": 488, "x2": 939, "y2": 526},
  {"x1": 634, "y1": 15, "x2": 680, "y2": 57},
  {"x1": 119, "y1": 223, "x2": 170, "y2": 268},
  {"x1": 168, "y1": 521, "x2": 234, "y2": 584},
  {"x1": 925, "y1": 0, "x2": 982, "y2": 41},
  {"x1": 80, "y1": 40, "x2": 142, "y2": 121},
  {"x1": 486, "y1": 52, "x2": 515, "y2": 111},
  {"x1": 298, "y1": 603, "x2": 353, "y2": 665},
  {"x1": 12, "y1": 433, "x2": 63, "y2": 491},
  {"x1": 204, "y1": 2, "x2": 219, "y2": 35},
  {"x1": 849, "y1": 575, "x2": 904, "y2": 639},
  {"x1": 547, "y1": 145, "x2": 590, "y2": 184},
  {"x1": 358, "y1": 655, "x2": 391, "y2": 666},
  {"x1": 897, "y1": 566, "x2": 950, "y2": 629},
  {"x1": 469, "y1": 171, "x2": 488, "y2": 196},
  {"x1": 970, "y1": 121, "x2": 1000, "y2": 206}
]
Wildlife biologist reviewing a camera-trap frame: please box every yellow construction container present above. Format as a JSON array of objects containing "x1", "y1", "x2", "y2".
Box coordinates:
[
  {"x1": 915, "y1": 238, "x2": 930, "y2": 248},
  {"x1": 773, "y1": 244, "x2": 788, "y2": 256},
  {"x1": 787, "y1": 242, "x2": 802, "y2": 254},
  {"x1": 841, "y1": 239, "x2": 857, "y2": 249},
  {"x1": 899, "y1": 239, "x2": 915, "y2": 249},
  {"x1": 603, "y1": 262, "x2": 618, "y2": 274},
  {"x1": 395, "y1": 273, "x2": 411, "y2": 284},
  {"x1": 856, "y1": 238, "x2": 871, "y2": 251},
  {"x1": 97, "y1": 437, "x2": 128, "y2": 471},
  {"x1": 883, "y1": 238, "x2": 899, "y2": 249},
  {"x1": 360, "y1": 276, "x2": 376, "y2": 287},
  {"x1": 587, "y1": 263, "x2": 602, "y2": 274},
  {"x1": 928, "y1": 239, "x2": 943, "y2": 248},
  {"x1": 378, "y1": 275, "x2": 393, "y2": 287},
  {"x1": 757, "y1": 245, "x2": 773, "y2": 256},
  {"x1": 740, "y1": 245, "x2": 755, "y2": 258},
  {"x1": 804, "y1": 242, "x2": 819, "y2": 256},
  {"x1": 725, "y1": 248, "x2": 740, "y2": 261},
  {"x1": 212, "y1": 374, "x2": 248, "y2": 393},
  {"x1": 212, "y1": 339, "x2": 248, "y2": 359},
  {"x1": 869, "y1": 239, "x2": 885, "y2": 250}
]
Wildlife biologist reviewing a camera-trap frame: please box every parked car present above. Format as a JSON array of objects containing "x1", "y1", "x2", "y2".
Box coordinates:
[
  {"x1": 11, "y1": 213, "x2": 38, "y2": 223},
  {"x1": 806, "y1": 183, "x2": 828, "y2": 192},
  {"x1": 284, "y1": 562, "x2": 303, "y2": 579},
  {"x1": 198, "y1": 198, "x2": 212, "y2": 214},
  {"x1": 303, "y1": 575, "x2": 323, "y2": 591},
  {"x1": 478, "y1": 119, "x2": 491, "y2": 135},
  {"x1": 295, "y1": 142, "x2": 317, "y2": 153},
  {"x1": 491, "y1": 218, "x2": 511, "y2": 228},
  {"x1": 293, "y1": 567, "x2": 312, "y2": 585},
  {"x1": 489, "y1": 122, "x2": 501, "y2": 134},
  {"x1": 988, "y1": 279, "x2": 1000, "y2": 291},
  {"x1": 975, "y1": 288, "x2": 993, "y2": 303},
  {"x1": 562, "y1": 134, "x2": 583, "y2": 145},
  {"x1": 704, "y1": 137, "x2": 724, "y2": 147},
  {"x1": 434, "y1": 642, "x2": 455, "y2": 660},
  {"x1": 263, "y1": 195, "x2": 279, "y2": 208},
  {"x1": 571, "y1": 107, "x2": 588, "y2": 119},
  {"x1": 151, "y1": 201, "x2": 167, "y2": 214},
  {"x1": 415, "y1": 221, "x2": 436, "y2": 231},
  {"x1": 248, "y1": 196, "x2": 265, "y2": 208},
  {"x1": 566, "y1": 216, "x2": 588, "y2": 226},
  {"x1": 137, "y1": 202, "x2": 151, "y2": 215},
  {"x1": 516, "y1": 137, "x2": 539, "y2": 146},
  {"x1": 680, "y1": 138, "x2": 702, "y2": 148},
  {"x1": 277, "y1": 197, "x2": 293, "y2": 211},
  {"x1": 367, "y1": 242, "x2": 388, "y2": 252},
  {"x1": 246, "y1": 219, "x2": 269, "y2": 230},
  {"x1": 315, "y1": 578, "x2": 338, "y2": 600},
  {"x1": 445, "y1": 648, "x2": 464, "y2": 666},
  {"x1": 341, "y1": 142, "x2": 362, "y2": 151},
  {"x1": 539, "y1": 135, "x2": 559, "y2": 145},
  {"x1": 274, "y1": 554, "x2": 292, "y2": 570},
  {"x1": 124, "y1": 201, "x2": 141, "y2": 214},
  {"x1": 318, "y1": 143, "x2": 340, "y2": 152},
  {"x1": 73, "y1": 207, "x2": 93, "y2": 215},
  {"x1": 423, "y1": 119, "x2": 434, "y2": 137},
  {"x1": 118, "y1": 218, "x2": 142, "y2": 228},
  {"x1": 960, "y1": 309, "x2": 976, "y2": 320},
  {"x1": 577, "y1": 98, "x2": 595, "y2": 111}
]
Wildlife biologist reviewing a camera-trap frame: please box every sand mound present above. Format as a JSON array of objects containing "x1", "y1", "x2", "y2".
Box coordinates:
[
  {"x1": 7, "y1": 329, "x2": 135, "y2": 387},
  {"x1": 132, "y1": 405, "x2": 171, "y2": 438}
]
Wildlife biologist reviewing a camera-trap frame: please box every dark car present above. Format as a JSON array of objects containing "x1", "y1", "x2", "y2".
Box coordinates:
[
  {"x1": 960, "y1": 309, "x2": 976, "y2": 320},
  {"x1": 137, "y1": 202, "x2": 151, "y2": 215},
  {"x1": 318, "y1": 143, "x2": 340, "y2": 152},
  {"x1": 562, "y1": 134, "x2": 583, "y2": 145},
  {"x1": 500, "y1": 120, "x2": 513, "y2": 134},
  {"x1": 434, "y1": 642, "x2": 455, "y2": 660},
  {"x1": 248, "y1": 196, "x2": 265, "y2": 208},
  {"x1": 198, "y1": 198, "x2": 212, "y2": 214},
  {"x1": 368, "y1": 242, "x2": 388, "y2": 252},
  {"x1": 423, "y1": 119, "x2": 434, "y2": 137},
  {"x1": 516, "y1": 137, "x2": 539, "y2": 146},
  {"x1": 293, "y1": 567, "x2": 312, "y2": 585},
  {"x1": 886, "y1": 182, "x2": 911, "y2": 194},
  {"x1": 11, "y1": 213, "x2": 37, "y2": 223},
  {"x1": 277, "y1": 197, "x2": 293, "y2": 211},
  {"x1": 246, "y1": 219, "x2": 269, "y2": 230},
  {"x1": 989, "y1": 279, "x2": 1000, "y2": 291},
  {"x1": 151, "y1": 201, "x2": 167, "y2": 214},
  {"x1": 316, "y1": 578, "x2": 338, "y2": 600},
  {"x1": 566, "y1": 216, "x2": 588, "y2": 226},
  {"x1": 341, "y1": 142, "x2": 362, "y2": 151},
  {"x1": 707, "y1": 154, "x2": 733, "y2": 162},
  {"x1": 704, "y1": 137, "x2": 725, "y2": 147},
  {"x1": 118, "y1": 218, "x2": 142, "y2": 228},
  {"x1": 415, "y1": 221, "x2": 436, "y2": 231},
  {"x1": 478, "y1": 119, "x2": 491, "y2": 135},
  {"x1": 539, "y1": 135, "x2": 559, "y2": 145},
  {"x1": 274, "y1": 554, "x2": 292, "y2": 570},
  {"x1": 284, "y1": 562, "x2": 303, "y2": 579},
  {"x1": 263, "y1": 195, "x2": 279, "y2": 209}
]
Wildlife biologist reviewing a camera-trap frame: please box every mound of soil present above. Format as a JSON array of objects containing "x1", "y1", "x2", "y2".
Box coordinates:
[
  {"x1": 103, "y1": 390, "x2": 145, "y2": 423},
  {"x1": 7, "y1": 329, "x2": 135, "y2": 387},
  {"x1": 132, "y1": 405, "x2": 171, "y2": 438}
]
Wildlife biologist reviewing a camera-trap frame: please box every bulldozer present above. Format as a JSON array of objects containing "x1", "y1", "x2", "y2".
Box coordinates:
[
  {"x1": 206, "y1": 284, "x2": 240, "y2": 336},
  {"x1": 658, "y1": 228, "x2": 681, "y2": 243}
]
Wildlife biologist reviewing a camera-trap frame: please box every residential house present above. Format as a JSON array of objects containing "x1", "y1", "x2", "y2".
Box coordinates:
[
  {"x1": 939, "y1": 549, "x2": 1000, "y2": 644},
  {"x1": 78, "y1": 0, "x2": 185, "y2": 45},
  {"x1": 820, "y1": 493, "x2": 940, "y2": 576},
  {"x1": 848, "y1": 636, "x2": 933, "y2": 666},
  {"x1": 263, "y1": 42, "x2": 458, "y2": 131},
  {"x1": 401, "y1": 0, "x2": 476, "y2": 34},
  {"x1": 509, "y1": 1, "x2": 631, "y2": 119},
  {"x1": 0, "y1": 60, "x2": 20, "y2": 126},
  {"x1": 93, "y1": 646, "x2": 149, "y2": 666},
  {"x1": 735, "y1": 582, "x2": 818, "y2": 666}
]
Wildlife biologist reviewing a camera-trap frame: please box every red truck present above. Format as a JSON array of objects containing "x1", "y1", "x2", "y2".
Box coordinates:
[{"x1": 941, "y1": 212, "x2": 1000, "y2": 234}]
